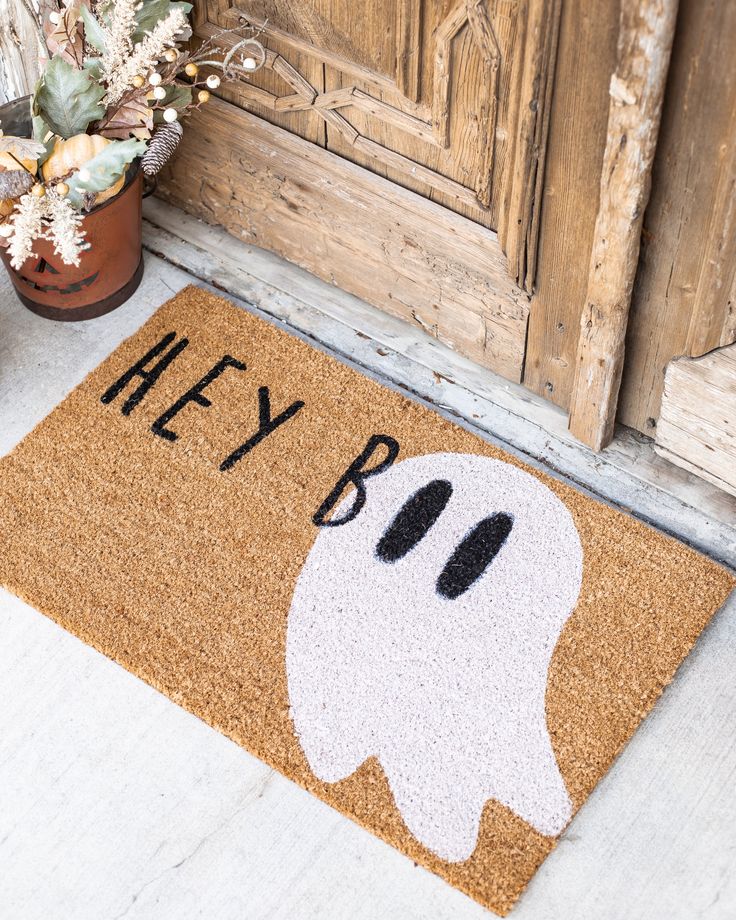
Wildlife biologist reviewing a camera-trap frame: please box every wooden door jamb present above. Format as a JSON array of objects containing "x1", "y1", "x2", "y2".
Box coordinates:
[{"x1": 567, "y1": 0, "x2": 678, "y2": 451}]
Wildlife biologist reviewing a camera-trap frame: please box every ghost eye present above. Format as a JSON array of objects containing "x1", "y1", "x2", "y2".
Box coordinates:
[
  {"x1": 436, "y1": 512, "x2": 514, "y2": 599},
  {"x1": 376, "y1": 479, "x2": 453, "y2": 563}
]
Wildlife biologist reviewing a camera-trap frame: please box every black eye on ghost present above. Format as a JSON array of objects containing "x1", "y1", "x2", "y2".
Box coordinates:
[{"x1": 375, "y1": 479, "x2": 514, "y2": 599}]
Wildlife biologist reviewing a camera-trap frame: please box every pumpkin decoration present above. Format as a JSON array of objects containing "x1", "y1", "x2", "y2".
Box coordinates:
[
  {"x1": 0, "y1": 151, "x2": 38, "y2": 218},
  {"x1": 42, "y1": 134, "x2": 125, "y2": 205}
]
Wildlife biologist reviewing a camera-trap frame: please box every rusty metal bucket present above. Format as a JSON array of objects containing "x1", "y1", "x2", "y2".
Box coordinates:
[{"x1": 0, "y1": 96, "x2": 144, "y2": 321}]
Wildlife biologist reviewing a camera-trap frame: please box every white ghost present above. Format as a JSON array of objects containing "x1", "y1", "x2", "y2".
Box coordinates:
[{"x1": 286, "y1": 452, "x2": 582, "y2": 862}]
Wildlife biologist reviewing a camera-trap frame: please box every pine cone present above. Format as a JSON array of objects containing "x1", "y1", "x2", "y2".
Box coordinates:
[
  {"x1": 141, "y1": 122, "x2": 184, "y2": 177},
  {"x1": 0, "y1": 169, "x2": 34, "y2": 199}
]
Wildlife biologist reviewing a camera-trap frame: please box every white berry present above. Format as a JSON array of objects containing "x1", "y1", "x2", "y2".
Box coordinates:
[
  {"x1": 163, "y1": 107, "x2": 178, "y2": 123},
  {"x1": 149, "y1": 71, "x2": 163, "y2": 86},
  {"x1": 0, "y1": 223, "x2": 13, "y2": 238},
  {"x1": 243, "y1": 57, "x2": 257, "y2": 71},
  {"x1": 48, "y1": 11, "x2": 60, "y2": 23},
  {"x1": 206, "y1": 74, "x2": 221, "y2": 89},
  {"x1": 153, "y1": 86, "x2": 167, "y2": 100}
]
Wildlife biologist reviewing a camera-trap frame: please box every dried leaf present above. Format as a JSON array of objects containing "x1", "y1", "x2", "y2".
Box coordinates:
[
  {"x1": 31, "y1": 116, "x2": 57, "y2": 166},
  {"x1": 83, "y1": 56, "x2": 104, "y2": 82},
  {"x1": 0, "y1": 133, "x2": 46, "y2": 160},
  {"x1": 33, "y1": 56, "x2": 106, "y2": 139},
  {"x1": 96, "y1": 95, "x2": 154, "y2": 141},
  {"x1": 44, "y1": 4, "x2": 85, "y2": 69}
]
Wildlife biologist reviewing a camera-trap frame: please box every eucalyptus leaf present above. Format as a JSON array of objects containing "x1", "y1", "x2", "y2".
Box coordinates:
[
  {"x1": 33, "y1": 56, "x2": 105, "y2": 139},
  {"x1": 153, "y1": 84, "x2": 191, "y2": 122},
  {"x1": 133, "y1": 0, "x2": 192, "y2": 40},
  {"x1": 31, "y1": 114, "x2": 50, "y2": 143},
  {"x1": 31, "y1": 115, "x2": 56, "y2": 165},
  {"x1": 66, "y1": 137, "x2": 146, "y2": 209},
  {"x1": 80, "y1": 5, "x2": 107, "y2": 53}
]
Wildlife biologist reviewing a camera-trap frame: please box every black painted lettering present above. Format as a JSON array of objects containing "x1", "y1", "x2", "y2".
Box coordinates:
[
  {"x1": 313, "y1": 434, "x2": 400, "y2": 527},
  {"x1": 100, "y1": 331, "x2": 188, "y2": 415},
  {"x1": 152, "y1": 355, "x2": 246, "y2": 442},
  {"x1": 220, "y1": 386, "x2": 305, "y2": 471}
]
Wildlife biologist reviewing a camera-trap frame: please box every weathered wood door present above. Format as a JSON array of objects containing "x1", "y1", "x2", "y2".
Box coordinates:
[
  {"x1": 209, "y1": 0, "x2": 557, "y2": 280},
  {"x1": 159, "y1": 0, "x2": 598, "y2": 384}
]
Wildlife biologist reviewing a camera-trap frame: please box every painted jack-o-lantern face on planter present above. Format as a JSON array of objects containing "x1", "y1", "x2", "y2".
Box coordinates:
[
  {"x1": 0, "y1": 169, "x2": 144, "y2": 321},
  {"x1": 18, "y1": 254, "x2": 100, "y2": 297}
]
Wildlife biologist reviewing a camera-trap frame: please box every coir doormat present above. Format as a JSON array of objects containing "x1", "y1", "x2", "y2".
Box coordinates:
[{"x1": 0, "y1": 287, "x2": 732, "y2": 914}]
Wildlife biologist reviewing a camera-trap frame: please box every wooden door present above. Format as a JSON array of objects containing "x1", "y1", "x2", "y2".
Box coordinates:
[{"x1": 159, "y1": 0, "x2": 583, "y2": 383}]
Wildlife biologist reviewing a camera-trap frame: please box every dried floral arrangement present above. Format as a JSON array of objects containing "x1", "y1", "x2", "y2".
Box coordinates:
[{"x1": 0, "y1": 0, "x2": 264, "y2": 270}]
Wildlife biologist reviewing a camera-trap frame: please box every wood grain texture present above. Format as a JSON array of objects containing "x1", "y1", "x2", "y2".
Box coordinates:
[
  {"x1": 522, "y1": 0, "x2": 619, "y2": 410},
  {"x1": 204, "y1": 25, "x2": 484, "y2": 206},
  {"x1": 322, "y1": 0, "x2": 495, "y2": 226},
  {"x1": 568, "y1": 0, "x2": 677, "y2": 451},
  {"x1": 465, "y1": 0, "x2": 501, "y2": 210},
  {"x1": 396, "y1": 0, "x2": 422, "y2": 102},
  {"x1": 322, "y1": 0, "x2": 561, "y2": 243},
  {"x1": 431, "y1": 2, "x2": 464, "y2": 147},
  {"x1": 223, "y1": 5, "x2": 406, "y2": 97},
  {"x1": 0, "y1": 0, "x2": 46, "y2": 103},
  {"x1": 156, "y1": 95, "x2": 529, "y2": 381},
  {"x1": 619, "y1": 0, "x2": 736, "y2": 433},
  {"x1": 208, "y1": 1, "x2": 327, "y2": 145},
  {"x1": 230, "y1": 0, "x2": 398, "y2": 78},
  {"x1": 655, "y1": 345, "x2": 736, "y2": 498},
  {"x1": 209, "y1": 0, "x2": 561, "y2": 270},
  {"x1": 497, "y1": 0, "x2": 561, "y2": 293}
]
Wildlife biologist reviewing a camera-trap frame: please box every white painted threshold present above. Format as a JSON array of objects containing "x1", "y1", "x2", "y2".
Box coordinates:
[{"x1": 142, "y1": 198, "x2": 736, "y2": 569}]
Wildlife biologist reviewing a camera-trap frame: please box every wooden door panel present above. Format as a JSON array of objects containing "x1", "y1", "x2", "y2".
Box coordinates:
[
  {"x1": 197, "y1": 0, "x2": 561, "y2": 291},
  {"x1": 239, "y1": 0, "x2": 400, "y2": 79},
  {"x1": 205, "y1": 0, "x2": 328, "y2": 144},
  {"x1": 322, "y1": 2, "x2": 499, "y2": 226}
]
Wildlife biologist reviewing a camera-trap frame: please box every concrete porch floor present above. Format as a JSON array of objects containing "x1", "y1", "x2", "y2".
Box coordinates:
[{"x1": 0, "y1": 202, "x2": 734, "y2": 920}]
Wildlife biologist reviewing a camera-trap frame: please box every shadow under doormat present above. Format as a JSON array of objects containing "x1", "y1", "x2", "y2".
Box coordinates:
[{"x1": 0, "y1": 286, "x2": 733, "y2": 914}]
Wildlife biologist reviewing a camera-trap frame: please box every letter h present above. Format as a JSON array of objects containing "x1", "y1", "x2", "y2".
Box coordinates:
[{"x1": 100, "y1": 332, "x2": 189, "y2": 415}]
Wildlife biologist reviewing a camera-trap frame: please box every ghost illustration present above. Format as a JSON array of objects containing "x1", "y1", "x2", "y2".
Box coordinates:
[{"x1": 286, "y1": 452, "x2": 582, "y2": 862}]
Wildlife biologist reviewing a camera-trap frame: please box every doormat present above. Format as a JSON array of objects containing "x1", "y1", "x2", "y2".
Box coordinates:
[{"x1": 0, "y1": 287, "x2": 732, "y2": 914}]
